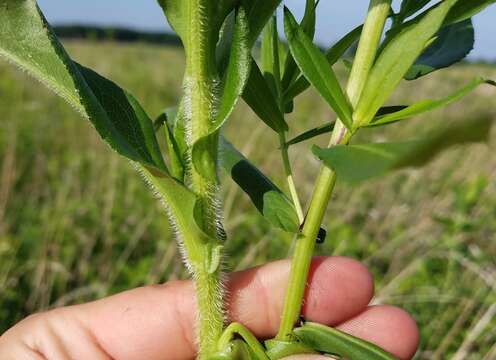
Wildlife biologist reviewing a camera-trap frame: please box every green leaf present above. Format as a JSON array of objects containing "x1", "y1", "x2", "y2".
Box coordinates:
[
  {"x1": 281, "y1": 0, "x2": 318, "y2": 92},
  {"x1": 261, "y1": 16, "x2": 282, "y2": 97},
  {"x1": 221, "y1": 139, "x2": 299, "y2": 233},
  {"x1": 445, "y1": 0, "x2": 496, "y2": 25},
  {"x1": 242, "y1": 0, "x2": 283, "y2": 46},
  {"x1": 1, "y1": 0, "x2": 226, "y2": 277},
  {"x1": 405, "y1": 19, "x2": 474, "y2": 80},
  {"x1": 140, "y1": 167, "x2": 222, "y2": 271},
  {"x1": 286, "y1": 123, "x2": 334, "y2": 147},
  {"x1": 398, "y1": 0, "x2": 433, "y2": 20},
  {"x1": 375, "y1": 105, "x2": 409, "y2": 117},
  {"x1": 284, "y1": 7, "x2": 353, "y2": 130},
  {"x1": 77, "y1": 64, "x2": 167, "y2": 171},
  {"x1": 295, "y1": 322, "x2": 397, "y2": 360},
  {"x1": 192, "y1": 7, "x2": 251, "y2": 181},
  {"x1": 0, "y1": 0, "x2": 167, "y2": 173},
  {"x1": 264, "y1": 339, "x2": 316, "y2": 359},
  {"x1": 313, "y1": 117, "x2": 492, "y2": 184},
  {"x1": 283, "y1": 24, "x2": 363, "y2": 104},
  {"x1": 155, "y1": 110, "x2": 185, "y2": 182},
  {"x1": 171, "y1": 100, "x2": 190, "y2": 165},
  {"x1": 354, "y1": 0, "x2": 459, "y2": 125},
  {"x1": 368, "y1": 78, "x2": 496, "y2": 127},
  {"x1": 216, "y1": 12, "x2": 237, "y2": 76},
  {"x1": 243, "y1": 59, "x2": 289, "y2": 133}
]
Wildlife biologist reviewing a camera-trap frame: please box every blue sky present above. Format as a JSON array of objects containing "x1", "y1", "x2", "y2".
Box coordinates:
[{"x1": 37, "y1": 0, "x2": 495, "y2": 60}]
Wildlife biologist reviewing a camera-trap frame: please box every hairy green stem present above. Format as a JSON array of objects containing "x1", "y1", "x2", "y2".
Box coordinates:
[
  {"x1": 276, "y1": 0, "x2": 392, "y2": 340},
  {"x1": 183, "y1": 1, "x2": 224, "y2": 357}
]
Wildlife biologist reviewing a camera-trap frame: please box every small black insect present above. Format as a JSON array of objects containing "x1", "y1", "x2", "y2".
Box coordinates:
[
  {"x1": 295, "y1": 314, "x2": 306, "y2": 328},
  {"x1": 316, "y1": 227, "x2": 327, "y2": 244},
  {"x1": 299, "y1": 217, "x2": 327, "y2": 245}
]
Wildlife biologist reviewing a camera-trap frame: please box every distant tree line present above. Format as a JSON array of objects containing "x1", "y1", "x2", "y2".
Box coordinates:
[
  {"x1": 52, "y1": 25, "x2": 493, "y2": 64},
  {"x1": 53, "y1": 25, "x2": 182, "y2": 47}
]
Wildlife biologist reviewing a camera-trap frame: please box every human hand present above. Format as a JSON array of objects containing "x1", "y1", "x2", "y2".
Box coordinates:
[{"x1": 0, "y1": 257, "x2": 419, "y2": 359}]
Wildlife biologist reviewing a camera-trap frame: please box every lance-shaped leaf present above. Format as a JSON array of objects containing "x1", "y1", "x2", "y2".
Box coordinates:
[
  {"x1": 0, "y1": 0, "x2": 167, "y2": 173},
  {"x1": 354, "y1": 0, "x2": 458, "y2": 126},
  {"x1": 285, "y1": 104, "x2": 411, "y2": 146},
  {"x1": 445, "y1": 0, "x2": 496, "y2": 25},
  {"x1": 1, "y1": 1, "x2": 221, "y2": 272},
  {"x1": 313, "y1": 117, "x2": 492, "y2": 184},
  {"x1": 243, "y1": 59, "x2": 289, "y2": 133},
  {"x1": 284, "y1": 7, "x2": 353, "y2": 129},
  {"x1": 285, "y1": 105, "x2": 409, "y2": 147},
  {"x1": 281, "y1": 0, "x2": 318, "y2": 92},
  {"x1": 367, "y1": 78, "x2": 496, "y2": 127},
  {"x1": 283, "y1": 24, "x2": 363, "y2": 104},
  {"x1": 295, "y1": 322, "x2": 397, "y2": 360},
  {"x1": 286, "y1": 123, "x2": 334, "y2": 147},
  {"x1": 398, "y1": 0, "x2": 433, "y2": 21},
  {"x1": 216, "y1": 12, "x2": 237, "y2": 76},
  {"x1": 192, "y1": 7, "x2": 251, "y2": 181},
  {"x1": 242, "y1": 0, "x2": 283, "y2": 46},
  {"x1": 221, "y1": 139, "x2": 299, "y2": 233},
  {"x1": 261, "y1": 16, "x2": 283, "y2": 97},
  {"x1": 405, "y1": 19, "x2": 474, "y2": 80},
  {"x1": 155, "y1": 110, "x2": 185, "y2": 182}
]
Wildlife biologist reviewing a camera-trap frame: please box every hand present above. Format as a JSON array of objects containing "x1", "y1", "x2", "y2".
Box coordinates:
[{"x1": 0, "y1": 256, "x2": 419, "y2": 360}]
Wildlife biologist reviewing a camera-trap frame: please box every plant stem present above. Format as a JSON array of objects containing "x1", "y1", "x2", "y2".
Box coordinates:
[
  {"x1": 263, "y1": 16, "x2": 304, "y2": 222},
  {"x1": 279, "y1": 132, "x2": 304, "y2": 223},
  {"x1": 276, "y1": 0, "x2": 392, "y2": 340},
  {"x1": 195, "y1": 266, "x2": 224, "y2": 359},
  {"x1": 347, "y1": 0, "x2": 393, "y2": 108},
  {"x1": 183, "y1": 1, "x2": 225, "y2": 357}
]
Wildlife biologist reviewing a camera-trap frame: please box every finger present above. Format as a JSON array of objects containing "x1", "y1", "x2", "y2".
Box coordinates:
[
  {"x1": 282, "y1": 356, "x2": 327, "y2": 360},
  {"x1": 228, "y1": 256, "x2": 374, "y2": 337},
  {"x1": 336, "y1": 305, "x2": 420, "y2": 360},
  {"x1": 82, "y1": 256, "x2": 373, "y2": 359},
  {"x1": 60, "y1": 256, "x2": 375, "y2": 359}
]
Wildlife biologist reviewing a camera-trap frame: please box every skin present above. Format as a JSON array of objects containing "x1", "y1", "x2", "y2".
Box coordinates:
[{"x1": 0, "y1": 256, "x2": 419, "y2": 360}]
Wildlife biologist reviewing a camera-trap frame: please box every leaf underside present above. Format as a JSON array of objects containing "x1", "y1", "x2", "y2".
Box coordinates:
[
  {"x1": 0, "y1": 0, "x2": 166, "y2": 173},
  {"x1": 221, "y1": 139, "x2": 299, "y2": 233},
  {"x1": 405, "y1": 18, "x2": 474, "y2": 80},
  {"x1": 295, "y1": 322, "x2": 397, "y2": 360},
  {"x1": 314, "y1": 117, "x2": 493, "y2": 184}
]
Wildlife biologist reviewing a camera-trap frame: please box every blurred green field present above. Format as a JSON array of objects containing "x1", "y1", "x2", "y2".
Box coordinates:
[{"x1": 0, "y1": 41, "x2": 495, "y2": 359}]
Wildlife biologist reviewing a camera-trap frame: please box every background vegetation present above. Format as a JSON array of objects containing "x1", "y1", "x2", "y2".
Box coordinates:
[{"x1": 0, "y1": 40, "x2": 495, "y2": 359}]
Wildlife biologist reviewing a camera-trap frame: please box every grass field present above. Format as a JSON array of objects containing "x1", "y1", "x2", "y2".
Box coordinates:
[{"x1": 0, "y1": 41, "x2": 495, "y2": 359}]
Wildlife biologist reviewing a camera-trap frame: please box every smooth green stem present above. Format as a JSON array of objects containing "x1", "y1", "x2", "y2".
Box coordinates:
[
  {"x1": 276, "y1": 0, "x2": 392, "y2": 340},
  {"x1": 279, "y1": 133, "x2": 304, "y2": 223},
  {"x1": 264, "y1": 16, "x2": 303, "y2": 222},
  {"x1": 276, "y1": 130, "x2": 347, "y2": 341},
  {"x1": 348, "y1": 0, "x2": 392, "y2": 107}
]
